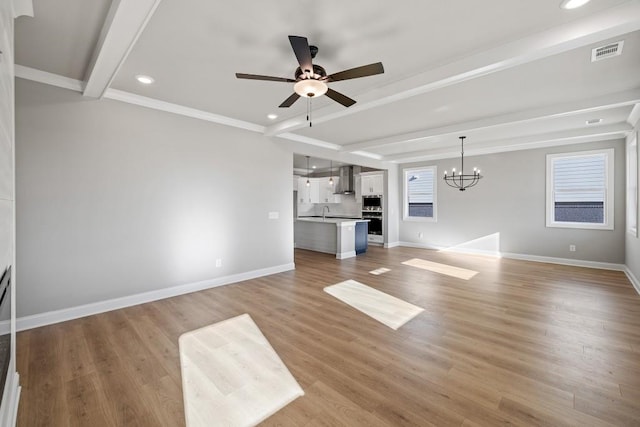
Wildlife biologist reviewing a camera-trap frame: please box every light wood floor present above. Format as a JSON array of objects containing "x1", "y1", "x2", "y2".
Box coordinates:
[{"x1": 16, "y1": 247, "x2": 640, "y2": 426}]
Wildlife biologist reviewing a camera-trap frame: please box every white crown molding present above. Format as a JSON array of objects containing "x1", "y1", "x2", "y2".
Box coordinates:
[
  {"x1": 12, "y1": 0, "x2": 32, "y2": 17},
  {"x1": 16, "y1": 66, "x2": 350, "y2": 150},
  {"x1": 8, "y1": 263, "x2": 294, "y2": 332},
  {"x1": 276, "y1": 132, "x2": 341, "y2": 150},
  {"x1": 628, "y1": 103, "x2": 640, "y2": 128},
  {"x1": 15, "y1": 65, "x2": 84, "y2": 92},
  {"x1": 16, "y1": 66, "x2": 265, "y2": 134},
  {"x1": 386, "y1": 123, "x2": 630, "y2": 163},
  {"x1": 344, "y1": 90, "x2": 640, "y2": 153},
  {"x1": 104, "y1": 88, "x2": 265, "y2": 133},
  {"x1": 83, "y1": 0, "x2": 162, "y2": 99},
  {"x1": 264, "y1": 1, "x2": 640, "y2": 137}
]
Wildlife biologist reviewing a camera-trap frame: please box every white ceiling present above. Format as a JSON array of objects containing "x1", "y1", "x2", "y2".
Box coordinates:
[{"x1": 14, "y1": 0, "x2": 640, "y2": 167}]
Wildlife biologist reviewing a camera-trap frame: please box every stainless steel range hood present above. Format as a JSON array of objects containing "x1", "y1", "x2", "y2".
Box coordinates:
[{"x1": 334, "y1": 166, "x2": 356, "y2": 194}]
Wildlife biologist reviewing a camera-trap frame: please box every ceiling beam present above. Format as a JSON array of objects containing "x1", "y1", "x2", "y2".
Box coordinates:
[
  {"x1": 12, "y1": 0, "x2": 33, "y2": 18},
  {"x1": 385, "y1": 123, "x2": 632, "y2": 163},
  {"x1": 15, "y1": 64, "x2": 84, "y2": 92},
  {"x1": 264, "y1": 1, "x2": 640, "y2": 137},
  {"x1": 82, "y1": 0, "x2": 162, "y2": 98},
  {"x1": 343, "y1": 90, "x2": 640, "y2": 152}
]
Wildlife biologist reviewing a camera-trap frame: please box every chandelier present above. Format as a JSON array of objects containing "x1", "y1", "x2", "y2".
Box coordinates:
[{"x1": 443, "y1": 136, "x2": 482, "y2": 191}]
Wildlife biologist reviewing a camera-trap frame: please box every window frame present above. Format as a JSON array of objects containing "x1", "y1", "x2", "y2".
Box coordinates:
[
  {"x1": 545, "y1": 148, "x2": 614, "y2": 230},
  {"x1": 403, "y1": 166, "x2": 437, "y2": 222},
  {"x1": 627, "y1": 132, "x2": 638, "y2": 237}
]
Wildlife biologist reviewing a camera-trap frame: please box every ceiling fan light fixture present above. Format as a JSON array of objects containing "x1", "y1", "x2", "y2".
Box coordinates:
[
  {"x1": 560, "y1": 0, "x2": 591, "y2": 9},
  {"x1": 294, "y1": 79, "x2": 328, "y2": 98}
]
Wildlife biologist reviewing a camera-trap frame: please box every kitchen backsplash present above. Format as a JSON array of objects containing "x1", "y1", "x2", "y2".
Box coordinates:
[{"x1": 297, "y1": 194, "x2": 362, "y2": 218}]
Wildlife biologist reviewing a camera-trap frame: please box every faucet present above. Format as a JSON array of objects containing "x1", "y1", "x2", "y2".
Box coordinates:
[{"x1": 323, "y1": 205, "x2": 330, "y2": 220}]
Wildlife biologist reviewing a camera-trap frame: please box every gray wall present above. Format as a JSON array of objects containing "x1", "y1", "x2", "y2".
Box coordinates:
[
  {"x1": 626, "y1": 118, "x2": 640, "y2": 282},
  {"x1": 398, "y1": 139, "x2": 626, "y2": 264},
  {"x1": 15, "y1": 79, "x2": 294, "y2": 317}
]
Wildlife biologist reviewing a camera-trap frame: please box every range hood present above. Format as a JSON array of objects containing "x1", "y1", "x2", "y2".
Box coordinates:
[{"x1": 334, "y1": 166, "x2": 356, "y2": 194}]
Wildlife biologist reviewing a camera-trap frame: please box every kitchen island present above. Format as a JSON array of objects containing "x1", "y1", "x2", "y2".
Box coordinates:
[{"x1": 295, "y1": 217, "x2": 369, "y2": 259}]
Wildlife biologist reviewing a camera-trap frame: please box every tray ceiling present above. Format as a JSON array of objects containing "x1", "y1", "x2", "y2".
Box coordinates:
[{"x1": 14, "y1": 0, "x2": 640, "y2": 166}]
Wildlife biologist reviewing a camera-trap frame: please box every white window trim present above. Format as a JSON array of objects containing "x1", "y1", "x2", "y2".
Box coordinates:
[
  {"x1": 627, "y1": 132, "x2": 638, "y2": 237},
  {"x1": 546, "y1": 148, "x2": 614, "y2": 230},
  {"x1": 403, "y1": 166, "x2": 437, "y2": 222}
]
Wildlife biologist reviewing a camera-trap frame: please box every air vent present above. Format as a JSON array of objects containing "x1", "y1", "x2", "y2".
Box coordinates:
[{"x1": 591, "y1": 41, "x2": 624, "y2": 62}]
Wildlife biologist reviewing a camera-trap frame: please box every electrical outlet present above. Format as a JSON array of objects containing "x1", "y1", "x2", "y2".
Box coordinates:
[
  {"x1": 418, "y1": 232, "x2": 424, "y2": 239},
  {"x1": 216, "y1": 259, "x2": 222, "y2": 267},
  {"x1": 569, "y1": 245, "x2": 576, "y2": 252}
]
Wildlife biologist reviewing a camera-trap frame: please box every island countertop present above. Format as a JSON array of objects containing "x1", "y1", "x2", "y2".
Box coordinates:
[
  {"x1": 294, "y1": 217, "x2": 369, "y2": 258},
  {"x1": 296, "y1": 216, "x2": 370, "y2": 224}
]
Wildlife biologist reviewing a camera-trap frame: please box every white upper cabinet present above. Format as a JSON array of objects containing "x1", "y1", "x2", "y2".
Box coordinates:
[
  {"x1": 320, "y1": 177, "x2": 341, "y2": 203},
  {"x1": 297, "y1": 177, "x2": 342, "y2": 204},
  {"x1": 361, "y1": 172, "x2": 384, "y2": 196},
  {"x1": 297, "y1": 177, "x2": 320, "y2": 204}
]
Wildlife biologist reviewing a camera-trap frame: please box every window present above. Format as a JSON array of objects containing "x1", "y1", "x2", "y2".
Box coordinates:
[
  {"x1": 546, "y1": 148, "x2": 614, "y2": 230},
  {"x1": 403, "y1": 166, "x2": 436, "y2": 221},
  {"x1": 628, "y1": 133, "x2": 638, "y2": 236}
]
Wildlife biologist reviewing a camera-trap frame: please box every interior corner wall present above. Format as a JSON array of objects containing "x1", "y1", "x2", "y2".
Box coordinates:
[
  {"x1": 626, "y1": 120, "x2": 640, "y2": 283},
  {"x1": 384, "y1": 165, "x2": 399, "y2": 245},
  {"x1": 15, "y1": 79, "x2": 294, "y2": 318},
  {"x1": 398, "y1": 139, "x2": 626, "y2": 264}
]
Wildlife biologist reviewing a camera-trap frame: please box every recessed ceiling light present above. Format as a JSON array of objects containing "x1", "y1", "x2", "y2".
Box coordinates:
[
  {"x1": 560, "y1": 0, "x2": 591, "y2": 10},
  {"x1": 135, "y1": 75, "x2": 155, "y2": 85},
  {"x1": 586, "y1": 118, "x2": 603, "y2": 125},
  {"x1": 267, "y1": 113, "x2": 278, "y2": 120}
]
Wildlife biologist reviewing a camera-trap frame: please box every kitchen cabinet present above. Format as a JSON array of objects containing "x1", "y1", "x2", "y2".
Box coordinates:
[
  {"x1": 297, "y1": 177, "x2": 320, "y2": 204},
  {"x1": 321, "y1": 177, "x2": 341, "y2": 203},
  {"x1": 361, "y1": 172, "x2": 384, "y2": 195},
  {"x1": 298, "y1": 177, "x2": 342, "y2": 203}
]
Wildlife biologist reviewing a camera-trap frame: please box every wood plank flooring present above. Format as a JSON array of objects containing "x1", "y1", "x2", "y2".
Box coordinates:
[{"x1": 16, "y1": 246, "x2": 640, "y2": 426}]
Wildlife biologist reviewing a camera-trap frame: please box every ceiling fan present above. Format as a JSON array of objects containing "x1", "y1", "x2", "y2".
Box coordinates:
[{"x1": 235, "y1": 35, "x2": 384, "y2": 109}]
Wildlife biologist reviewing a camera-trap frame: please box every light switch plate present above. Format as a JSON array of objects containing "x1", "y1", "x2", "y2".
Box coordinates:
[{"x1": 268, "y1": 212, "x2": 279, "y2": 219}]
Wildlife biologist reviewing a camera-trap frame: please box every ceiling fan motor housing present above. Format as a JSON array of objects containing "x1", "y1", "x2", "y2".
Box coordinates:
[{"x1": 295, "y1": 64, "x2": 327, "y2": 81}]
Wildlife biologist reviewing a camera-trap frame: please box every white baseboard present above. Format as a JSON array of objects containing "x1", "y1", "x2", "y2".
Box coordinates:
[
  {"x1": 499, "y1": 252, "x2": 625, "y2": 271},
  {"x1": 398, "y1": 241, "x2": 441, "y2": 250},
  {"x1": 13, "y1": 263, "x2": 295, "y2": 332},
  {"x1": 397, "y1": 241, "x2": 626, "y2": 271},
  {"x1": 336, "y1": 251, "x2": 356, "y2": 260},
  {"x1": 383, "y1": 241, "x2": 400, "y2": 248},
  {"x1": 625, "y1": 267, "x2": 640, "y2": 295}
]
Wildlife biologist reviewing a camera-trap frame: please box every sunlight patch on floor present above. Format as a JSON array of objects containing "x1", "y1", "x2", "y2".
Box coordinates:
[
  {"x1": 324, "y1": 280, "x2": 424, "y2": 330},
  {"x1": 369, "y1": 267, "x2": 391, "y2": 275},
  {"x1": 179, "y1": 314, "x2": 304, "y2": 426},
  {"x1": 438, "y1": 232, "x2": 502, "y2": 258},
  {"x1": 402, "y1": 258, "x2": 478, "y2": 280}
]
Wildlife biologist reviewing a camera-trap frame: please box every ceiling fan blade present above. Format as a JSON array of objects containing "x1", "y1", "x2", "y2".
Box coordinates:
[
  {"x1": 327, "y1": 62, "x2": 384, "y2": 82},
  {"x1": 325, "y1": 88, "x2": 356, "y2": 107},
  {"x1": 288, "y1": 35, "x2": 313, "y2": 74},
  {"x1": 279, "y1": 93, "x2": 301, "y2": 108},
  {"x1": 235, "y1": 73, "x2": 295, "y2": 83}
]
